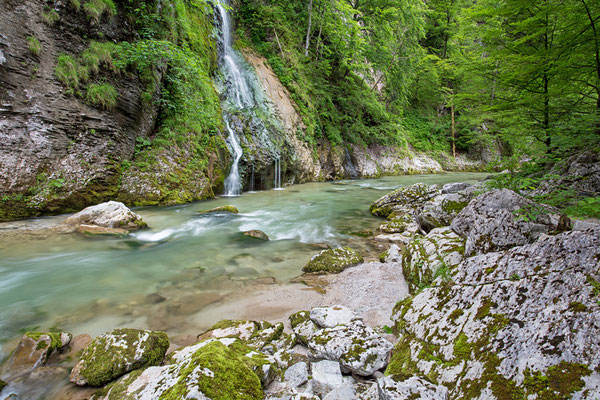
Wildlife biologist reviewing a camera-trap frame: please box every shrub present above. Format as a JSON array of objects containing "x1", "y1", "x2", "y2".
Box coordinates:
[
  {"x1": 27, "y1": 36, "x2": 41, "y2": 56},
  {"x1": 86, "y1": 83, "x2": 118, "y2": 110}
]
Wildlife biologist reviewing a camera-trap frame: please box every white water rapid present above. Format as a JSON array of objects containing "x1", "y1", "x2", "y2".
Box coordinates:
[{"x1": 223, "y1": 118, "x2": 243, "y2": 196}]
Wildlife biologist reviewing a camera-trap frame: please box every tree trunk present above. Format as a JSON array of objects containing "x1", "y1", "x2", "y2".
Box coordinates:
[{"x1": 304, "y1": 0, "x2": 313, "y2": 57}]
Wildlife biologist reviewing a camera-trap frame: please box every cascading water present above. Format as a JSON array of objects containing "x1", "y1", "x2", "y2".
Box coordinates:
[
  {"x1": 274, "y1": 157, "x2": 283, "y2": 190},
  {"x1": 223, "y1": 118, "x2": 243, "y2": 196}
]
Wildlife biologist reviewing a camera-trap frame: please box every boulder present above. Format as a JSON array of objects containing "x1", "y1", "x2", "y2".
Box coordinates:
[
  {"x1": 377, "y1": 376, "x2": 448, "y2": 400},
  {"x1": 402, "y1": 227, "x2": 465, "y2": 293},
  {"x1": 441, "y1": 182, "x2": 473, "y2": 194},
  {"x1": 243, "y1": 230, "x2": 270, "y2": 241},
  {"x1": 531, "y1": 150, "x2": 600, "y2": 198},
  {"x1": 198, "y1": 205, "x2": 239, "y2": 214},
  {"x1": 369, "y1": 183, "x2": 440, "y2": 218},
  {"x1": 284, "y1": 362, "x2": 309, "y2": 388},
  {"x1": 7, "y1": 331, "x2": 72, "y2": 374},
  {"x1": 450, "y1": 189, "x2": 558, "y2": 256},
  {"x1": 93, "y1": 339, "x2": 265, "y2": 400},
  {"x1": 70, "y1": 329, "x2": 169, "y2": 387},
  {"x1": 417, "y1": 191, "x2": 472, "y2": 232},
  {"x1": 323, "y1": 385, "x2": 356, "y2": 399},
  {"x1": 246, "y1": 323, "x2": 284, "y2": 350},
  {"x1": 64, "y1": 202, "x2": 147, "y2": 231},
  {"x1": 379, "y1": 213, "x2": 414, "y2": 234},
  {"x1": 302, "y1": 247, "x2": 363, "y2": 274},
  {"x1": 379, "y1": 244, "x2": 402, "y2": 263},
  {"x1": 198, "y1": 320, "x2": 262, "y2": 342},
  {"x1": 308, "y1": 320, "x2": 393, "y2": 376},
  {"x1": 310, "y1": 305, "x2": 357, "y2": 328},
  {"x1": 311, "y1": 360, "x2": 345, "y2": 395},
  {"x1": 388, "y1": 227, "x2": 600, "y2": 399}
]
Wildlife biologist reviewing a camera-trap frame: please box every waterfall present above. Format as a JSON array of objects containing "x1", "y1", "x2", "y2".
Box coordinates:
[
  {"x1": 223, "y1": 117, "x2": 243, "y2": 196},
  {"x1": 274, "y1": 158, "x2": 283, "y2": 190}
]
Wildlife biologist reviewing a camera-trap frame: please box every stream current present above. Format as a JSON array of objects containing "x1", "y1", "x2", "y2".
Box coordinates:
[{"x1": 0, "y1": 172, "x2": 488, "y2": 363}]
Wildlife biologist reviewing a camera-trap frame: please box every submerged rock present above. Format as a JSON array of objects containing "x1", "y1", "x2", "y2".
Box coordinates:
[
  {"x1": 369, "y1": 183, "x2": 440, "y2": 218},
  {"x1": 402, "y1": 227, "x2": 465, "y2": 293},
  {"x1": 93, "y1": 339, "x2": 266, "y2": 400},
  {"x1": 7, "y1": 331, "x2": 72, "y2": 374},
  {"x1": 302, "y1": 247, "x2": 363, "y2": 274},
  {"x1": 388, "y1": 227, "x2": 600, "y2": 399},
  {"x1": 64, "y1": 202, "x2": 147, "y2": 231},
  {"x1": 199, "y1": 205, "x2": 239, "y2": 214},
  {"x1": 451, "y1": 189, "x2": 559, "y2": 256},
  {"x1": 243, "y1": 230, "x2": 270, "y2": 241},
  {"x1": 70, "y1": 328, "x2": 169, "y2": 387}
]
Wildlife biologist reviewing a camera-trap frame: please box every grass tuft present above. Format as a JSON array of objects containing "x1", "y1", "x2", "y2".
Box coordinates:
[
  {"x1": 41, "y1": 8, "x2": 60, "y2": 25},
  {"x1": 86, "y1": 83, "x2": 118, "y2": 110},
  {"x1": 27, "y1": 36, "x2": 42, "y2": 57},
  {"x1": 55, "y1": 54, "x2": 88, "y2": 93},
  {"x1": 83, "y1": 0, "x2": 117, "y2": 24}
]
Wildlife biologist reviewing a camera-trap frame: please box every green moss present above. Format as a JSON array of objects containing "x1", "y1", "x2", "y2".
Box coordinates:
[
  {"x1": 77, "y1": 329, "x2": 169, "y2": 387},
  {"x1": 302, "y1": 247, "x2": 363, "y2": 274},
  {"x1": 441, "y1": 200, "x2": 468, "y2": 214},
  {"x1": 475, "y1": 297, "x2": 497, "y2": 320},
  {"x1": 41, "y1": 8, "x2": 60, "y2": 25},
  {"x1": 289, "y1": 311, "x2": 310, "y2": 329},
  {"x1": 453, "y1": 332, "x2": 471, "y2": 359},
  {"x1": 27, "y1": 36, "x2": 42, "y2": 56},
  {"x1": 199, "y1": 205, "x2": 239, "y2": 214},
  {"x1": 521, "y1": 362, "x2": 591, "y2": 399},
  {"x1": 448, "y1": 308, "x2": 464, "y2": 322},
  {"x1": 586, "y1": 274, "x2": 600, "y2": 297},
  {"x1": 568, "y1": 301, "x2": 588, "y2": 312},
  {"x1": 385, "y1": 334, "x2": 420, "y2": 381}
]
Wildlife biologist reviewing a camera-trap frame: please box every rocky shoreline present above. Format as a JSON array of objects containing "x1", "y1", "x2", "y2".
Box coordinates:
[{"x1": 1, "y1": 164, "x2": 599, "y2": 399}]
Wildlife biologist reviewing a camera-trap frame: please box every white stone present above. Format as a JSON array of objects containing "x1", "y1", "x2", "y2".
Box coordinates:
[
  {"x1": 310, "y1": 306, "x2": 358, "y2": 328},
  {"x1": 311, "y1": 360, "x2": 344, "y2": 395},
  {"x1": 284, "y1": 362, "x2": 309, "y2": 388}
]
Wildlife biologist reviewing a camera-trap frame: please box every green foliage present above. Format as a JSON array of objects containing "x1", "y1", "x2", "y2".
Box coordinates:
[
  {"x1": 86, "y1": 83, "x2": 118, "y2": 110},
  {"x1": 27, "y1": 36, "x2": 41, "y2": 56},
  {"x1": 41, "y1": 8, "x2": 60, "y2": 25},
  {"x1": 83, "y1": 0, "x2": 116, "y2": 23},
  {"x1": 70, "y1": 0, "x2": 81, "y2": 11},
  {"x1": 82, "y1": 41, "x2": 120, "y2": 74},
  {"x1": 55, "y1": 54, "x2": 88, "y2": 93},
  {"x1": 564, "y1": 197, "x2": 600, "y2": 219}
]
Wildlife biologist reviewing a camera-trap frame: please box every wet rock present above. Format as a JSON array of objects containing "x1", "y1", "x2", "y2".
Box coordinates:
[
  {"x1": 369, "y1": 183, "x2": 440, "y2": 218},
  {"x1": 377, "y1": 376, "x2": 448, "y2": 399},
  {"x1": 302, "y1": 247, "x2": 363, "y2": 274},
  {"x1": 94, "y1": 339, "x2": 266, "y2": 400},
  {"x1": 199, "y1": 205, "x2": 239, "y2": 214},
  {"x1": 64, "y1": 202, "x2": 147, "y2": 231},
  {"x1": 451, "y1": 189, "x2": 557, "y2": 256},
  {"x1": 70, "y1": 328, "x2": 169, "y2": 387},
  {"x1": 388, "y1": 227, "x2": 600, "y2": 399},
  {"x1": 145, "y1": 293, "x2": 166, "y2": 304},
  {"x1": 308, "y1": 320, "x2": 393, "y2": 376},
  {"x1": 76, "y1": 224, "x2": 129, "y2": 236},
  {"x1": 310, "y1": 305, "x2": 357, "y2": 328},
  {"x1": 402, "y1": 227, "x2": 465, "y2": 293},
  {"x1": 7, "y1": 331, "x2": 72, "y2": 374},
  {"x1": 243, "y1": 229, "x2": 270, "y2": 241},
  {"x1": 284, "y1": 361, "x2": 309, "y2": 388}
]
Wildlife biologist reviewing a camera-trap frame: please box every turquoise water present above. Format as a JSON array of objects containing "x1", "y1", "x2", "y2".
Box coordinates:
[{"x1": 0, "y1": 173, "x2": 488, "y2": 361}]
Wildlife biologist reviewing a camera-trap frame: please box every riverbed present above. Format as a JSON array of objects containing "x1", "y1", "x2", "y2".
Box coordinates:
[{"x1": 0, "y1": 172, "x2": 488, "y2": 364}]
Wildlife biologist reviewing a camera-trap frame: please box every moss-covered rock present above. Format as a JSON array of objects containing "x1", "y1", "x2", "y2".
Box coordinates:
[
  {"x1": 198, "y1": 320, "x2": 262, "y2": 342},
  {"x1": 7, "y1": 331, "x2": 72, "y2": 373},
  {"x1": 289, "y1": 311, "x2": 319, "y2": 345},
  {"x1": 369, "y1": 183, "x2": 440, "y2": 218},
  {"x1": 387, "y1": 227, "x2": 600, "y2": 399},
  {"x1": 199, "y1": 205, "x2": 239, "y2": 214},
  {"x1": 94, "y1": 339, "x2": 267, "y2": 400},
  {"x1": 242, "y1": 230, "x2": 269, "y2": 241},
  {"x1": 70, "y1": 328, "x2": 169, "y2": 387},
  {"x1": 302, "y1": 247, "x2": 363, "y2": 274},
  {"x1": 379, "y1": 213, "x2": 414, "y2": 234}
]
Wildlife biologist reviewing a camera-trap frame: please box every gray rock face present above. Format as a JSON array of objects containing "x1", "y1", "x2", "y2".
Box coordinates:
[
  {"x1": 532, "y1": 150, "x2": 600, "y2": 198},
  {"x1": 308, "y1": 320, "x2": 393, "y2": 376},
  {"x1": 417, "y1": 191, "x2": 472, "y2": 232},
  {"x1": 310, "y1": 306, "x2": 357, "y2": 328},
  {"x1": 290, "y1": 311, "x2": 320, "y2": 345},
  {"x1": 70, "y1": 328, "x2": 168, "y2": 387},
  {"x1": 441, "y1": 182, "x2": 473, "y2": 194},
  {"x1": 377, "y1": 376, "x2": 448, "y2": 400},
  {"x1": 379, "y1": 244, "x2": 402, "y2": 263},
  {"x1": 323, "y1": 385, "x2": 356, "y2": 399},
  {"x1": 402, "y1": 227, "x2": 465, "y2": 293},
  {"x1": 450, "y1": 189, "x2": 557, "y2": 256},
  {"x1": 369, "y1": 183, "x2": 440, "y2": 218},
  {"x1": 388, "y1": 227, "x2": 600, "y2": 399},
  {"x1": 63, "y1": 201, "x2": 147, "y2": 231},
  {"x1": 284, "y1": 362, "x2": 309, "y2": 388}
]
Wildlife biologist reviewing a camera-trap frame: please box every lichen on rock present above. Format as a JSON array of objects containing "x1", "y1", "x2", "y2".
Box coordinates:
[
  {"x1": 199, "y1": 205, "x2": 239, "y2": 214},
  {"x1": 369, "y1": 183, "x2": 440, "y2": 218},
  {"x1": 302, "y1": 247, "x2": 363, "y2": 274},
  {"x1": 7, "y1": 331, "x2": 72, "y2": 374},
  {"x1": 70, "y1": 328, "x2": 169, "y2": 387}
]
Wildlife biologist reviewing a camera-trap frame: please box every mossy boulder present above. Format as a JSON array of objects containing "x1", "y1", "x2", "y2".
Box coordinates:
[
  {"x1": 63, "y1": 201, "x2": 147, "y2": 231},
  {"x1": 94, "y1": 339, "x2": 268, "y2": 400},
  {"x1": 70, "y1": 328, "x2": 169, "y2": 387},
  {"x1": 417, "y1": 192, "x2": 471, "y2": 232},
  {"x1": 242, "y1": 230, "x2": 269, "y2": 241},
  {"x1": 289, "y1": 311, "x2": 319, "y2": 345},
  {"x1": 7, "y1": 331, "x2": 72, "y2": 373},
  {"x1": 379, "y1": 213, "x2": 414, "y2": 234},
  {"x1": 302, "y1": 247, "x2": 363, "y2": 274},
  {"x1": 199, "y1": 205, "x2": 239, "y2": 214},
  {"x1": 369, "y1": 183, "x2": 440, "y2": 218},
  {"x1": 198, "y1": 320, "x2": 262, "y2": 342}
]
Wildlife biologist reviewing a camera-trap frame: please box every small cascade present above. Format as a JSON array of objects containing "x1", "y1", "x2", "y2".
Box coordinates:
[
  {"x1": 223, "y1": 117, "x2": 243, "y2": 196},
  {"x1": 274, "y1": 157, "x2": 284, "y2": 190}
]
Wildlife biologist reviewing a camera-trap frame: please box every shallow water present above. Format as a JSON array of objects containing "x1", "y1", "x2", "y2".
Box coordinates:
[{"x1": 0, "y1": 173, "x2": 488, "y2": 362}]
